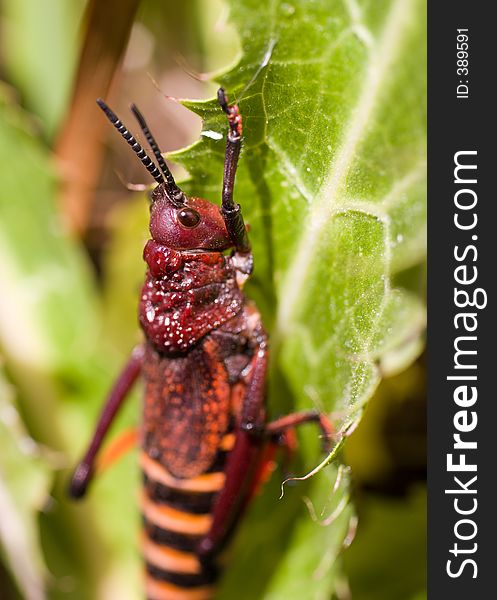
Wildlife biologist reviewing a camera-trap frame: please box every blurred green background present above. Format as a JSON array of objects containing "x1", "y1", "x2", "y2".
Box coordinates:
[{"x1": 0, "y1": 1, "x2": 426, "y2": 599}]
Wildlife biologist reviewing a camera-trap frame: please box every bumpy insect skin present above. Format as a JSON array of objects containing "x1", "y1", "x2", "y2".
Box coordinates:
[{"x1": 139, "y1": 246, "x2": 245, "y2": 355}]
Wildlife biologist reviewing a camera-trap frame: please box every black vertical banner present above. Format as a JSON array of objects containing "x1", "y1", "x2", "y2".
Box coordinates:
[{"x1": 428, "y1": 3, "x2": 495, "y2": 598}]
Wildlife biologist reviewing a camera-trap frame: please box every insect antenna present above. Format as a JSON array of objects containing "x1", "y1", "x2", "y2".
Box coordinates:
[
  {"x1": 130, "y1": 103, "x2": 185, "y2": 205},
  {"x1": 96, "y1": 98, "x2": 164, "y2": 186}
]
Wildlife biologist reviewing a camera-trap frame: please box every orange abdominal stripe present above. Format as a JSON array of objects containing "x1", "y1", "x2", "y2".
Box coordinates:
[
  {"x1": 140, "y1": 451, "x2": 228, "y2": 597},
  {"x1": 141, "y1": 452, "x2": 225, "y2": 493},
  {"x1": 143, "y1": 536, "x2": 201, "y2": 574},
  {"x1": 145, "y1": 576, "x2": 215, "y2": 600},
  {"x1": 142, "y1": 493, "x2": 213, "y2": 535}
]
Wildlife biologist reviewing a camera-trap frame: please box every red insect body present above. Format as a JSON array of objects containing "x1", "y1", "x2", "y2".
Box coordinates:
[
  {"x1": 70, "y1": 91, "x2": 331, "y2": 600},
  {"x1": 140, "y1": 245, "x2": 244, "y2": 355}
]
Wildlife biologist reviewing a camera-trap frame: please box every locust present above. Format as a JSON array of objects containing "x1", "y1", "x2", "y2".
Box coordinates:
[{"x1": 70, "y1": 88, "x2": 332, "y2": 600}]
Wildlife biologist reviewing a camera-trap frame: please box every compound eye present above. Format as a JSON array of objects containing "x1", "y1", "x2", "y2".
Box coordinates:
[{"x1": 177, "y1": 208, "x2": 201, "y2": 228}]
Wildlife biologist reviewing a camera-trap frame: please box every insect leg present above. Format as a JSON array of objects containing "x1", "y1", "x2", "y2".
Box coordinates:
[
  {"x1": 197, "y1": 343, "x2": 268, "y2": 559},
  {"x1": 266, "y1": 410, "x2": 334, "y2": 453},
  {"x1": 69, "y1": 345, "x2": 144, "y2": 499},
  {"x1": 218, "y1": 88, "x2": 250, "y2": 253}
]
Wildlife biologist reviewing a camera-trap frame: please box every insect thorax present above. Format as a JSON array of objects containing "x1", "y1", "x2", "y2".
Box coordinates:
[{"x1": 139, "y1": 241, "x2": 244, "y2": 354}]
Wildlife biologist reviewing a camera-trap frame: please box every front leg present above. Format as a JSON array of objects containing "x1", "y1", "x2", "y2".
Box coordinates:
[
  {"x1": 218, "y1": 88, "x2": 250, "y2": 254},
  {"x1": 266, "y1": 410, "x2": 334, "y2": 453}
]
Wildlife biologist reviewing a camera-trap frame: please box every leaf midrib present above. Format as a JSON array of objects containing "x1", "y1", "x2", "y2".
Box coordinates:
[{"x1": 274, "y1": 0, "x2": 418, "y2": 337}]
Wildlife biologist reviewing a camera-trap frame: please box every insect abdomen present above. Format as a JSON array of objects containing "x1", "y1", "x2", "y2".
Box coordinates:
[{"x1": 140, "y1": 447, "x2": 230, "y2": 600}]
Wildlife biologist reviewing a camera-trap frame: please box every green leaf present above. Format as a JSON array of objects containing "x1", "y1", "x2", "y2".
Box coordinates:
[
  {"x1": 0, "y1": 367, "x2": 52, "y2": 600},
  {"x1": 343, "y1": 486, "x2": 426, "y2": 600},
  {"x1": 171, "y1": 0, "x2": 426, "y2": 596},
  {"x1": 0, "y1": 86, "x2": 99, "y2": 376}
]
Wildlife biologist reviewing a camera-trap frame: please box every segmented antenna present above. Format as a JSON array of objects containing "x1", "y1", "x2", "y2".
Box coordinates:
[
  {"x1": 96, "y1": 98, "x2": 164, "y2": 185},
  {"x1": 130, "y1": 103, "x2": 184, "y2": 204}
]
